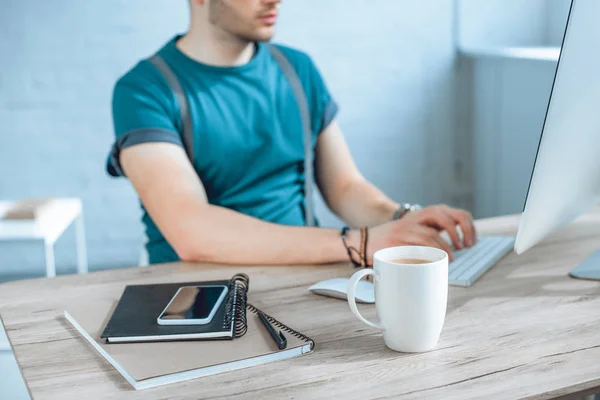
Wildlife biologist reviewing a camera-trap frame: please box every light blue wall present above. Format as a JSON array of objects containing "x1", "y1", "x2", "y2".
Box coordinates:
[
  {"x1": 275, "y1": 0, "x2": 470, "y2": 228},
  {"x1": 457, "y1": 0, "x2": 571, "y2": 218},
  {"x1": 0, "y1": 1, "x2": 188, "y2": 278},
  {"x1": 545, "y1": 0, "x2": 572, "y2": 46},
  {"x1": 458, "y1": 0, "x2": 571, "y2": 48},
  {"x1": 1, "y1": 0, "x2": 467, "y2": 278},
  {"x1": 458, "y1": 0, "x2": 549, "y2": 48}
]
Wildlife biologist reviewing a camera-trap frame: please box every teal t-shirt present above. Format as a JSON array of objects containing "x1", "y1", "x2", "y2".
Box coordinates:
[{"x1": 108, "y1": 37, "x2": 338, "y2": 264}]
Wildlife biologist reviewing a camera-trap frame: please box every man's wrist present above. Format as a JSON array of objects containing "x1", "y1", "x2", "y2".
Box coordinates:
[
  {"x1": 392, "y1": 203, "x2": 422, "y2": 221},
  {"x1": 347, "y1": 228, "x2": 361, "y2": 252},
  {"x1": 340, "y1": 227, "x2": 369, "y2": 268}
]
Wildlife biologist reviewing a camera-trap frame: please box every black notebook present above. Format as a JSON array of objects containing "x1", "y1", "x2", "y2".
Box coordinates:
[{"x1": 100, "y1": 274, "x2": 249, "y2": 343}]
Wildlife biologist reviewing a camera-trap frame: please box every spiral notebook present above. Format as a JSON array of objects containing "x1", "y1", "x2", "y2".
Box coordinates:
[
  {"x1": 100, "y1": 274, "x2": 250, "y2": 343},
  {"x1": 64, "y1": 276, "x2": 314, "y2": 390}
]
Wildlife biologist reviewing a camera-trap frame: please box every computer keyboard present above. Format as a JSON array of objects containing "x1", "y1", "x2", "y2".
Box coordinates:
[{"x1": 449, "y1": 236, "x2": 515, "y2": 287}]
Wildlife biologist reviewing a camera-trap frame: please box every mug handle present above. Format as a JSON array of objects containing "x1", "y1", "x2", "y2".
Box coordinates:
[{"x1": 347, "y1": 269, "x2": 383, "y2": 329}]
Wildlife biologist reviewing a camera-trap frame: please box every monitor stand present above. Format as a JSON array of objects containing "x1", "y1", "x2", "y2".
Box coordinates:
[{"x1": 569, "y1": 249, "x2": 600, "y2": 280}]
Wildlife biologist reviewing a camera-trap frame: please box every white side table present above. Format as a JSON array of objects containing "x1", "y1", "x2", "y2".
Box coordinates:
[{"x1": 0, "y1": 198, "x2": 88, "y2": 278}]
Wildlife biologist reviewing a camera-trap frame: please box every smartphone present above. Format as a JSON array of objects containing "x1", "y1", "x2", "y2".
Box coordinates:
[{"x1": 157, "y1": 285, "x2": 229, "y2": 325}]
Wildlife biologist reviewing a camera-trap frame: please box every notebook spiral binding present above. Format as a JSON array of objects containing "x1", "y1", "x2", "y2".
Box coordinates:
[
  {"x1": 247, "y1": 303, "x2": 315, "y2": 350},
  {"x1": 222, "y1": 273, "x2": 250, "y2": 338},
  {"x1": 222, "y1": 274, "x2": 314, "y2": 349}
]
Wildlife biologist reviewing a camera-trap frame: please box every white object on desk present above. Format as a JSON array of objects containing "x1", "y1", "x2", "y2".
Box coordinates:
[
  {"x1": 309, "y1": 278, "x2": 375, "y2": 304},
  {"x1": 449, "y1": 236, "x2": 515, "y2": 287},
  {"x1": 311, "y1": 235, "x2": 515, "y2": 294},
  {"x1": 440, "y1": 229, "x2": 515, "y2": 286},
  {"x1": 0, "y1": 198, "x2": 88, "y2": 278}
]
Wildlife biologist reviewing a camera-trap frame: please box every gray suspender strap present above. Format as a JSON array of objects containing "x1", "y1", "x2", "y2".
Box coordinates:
[
  {"x1": 267, "y1": 44, "x2": 315, "y2": 227},
  {"x1": 148, "y1": 47, "x2": 315, "y2": 226},
  {"x1": 147, "y1": 54, "x2": 195, "y2": 162}
]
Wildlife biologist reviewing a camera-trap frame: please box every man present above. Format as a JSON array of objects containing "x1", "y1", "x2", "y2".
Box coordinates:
[{"x1": 108, "y1": 0, "x2": 476, "y2": 266}]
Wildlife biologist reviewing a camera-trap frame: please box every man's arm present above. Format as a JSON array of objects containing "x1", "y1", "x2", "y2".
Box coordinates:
[
  {"x1": 315, "y1": 121, "x2": 399, "y2": 227},
  {"x1": 121, "y1": 131, "x2": 474, "y2": 265},
  {"x1": 315, "y1": 121, "x2": 476, "y2": 249},
  {"x1": 120, "y1": 142, "x2": 352, "y2": 265}
]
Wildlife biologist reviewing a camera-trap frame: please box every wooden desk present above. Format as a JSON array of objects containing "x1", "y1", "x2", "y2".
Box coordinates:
[{"x1": 2, "y1": 212, "x2": 600, "y2": 400}]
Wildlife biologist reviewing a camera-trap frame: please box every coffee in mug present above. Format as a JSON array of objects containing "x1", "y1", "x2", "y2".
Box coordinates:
[{"x1": 391, "y1": 258, "x2": 430, "y2": 265}]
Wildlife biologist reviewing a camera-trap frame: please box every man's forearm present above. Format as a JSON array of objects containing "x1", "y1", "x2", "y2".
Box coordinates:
[
  {"x1": 331, "y1": 178, "x2": 399, "y2": 228},
  {"x1": 170, "y1": 204, "x2": 356, "y2": 265},
  {"x1": 121, "y1": 143, "x2": 360, "y2": 266}
]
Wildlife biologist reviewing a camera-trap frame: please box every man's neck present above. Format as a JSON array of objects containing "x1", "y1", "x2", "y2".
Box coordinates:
[{"x1": 177, "y1": 26, "x2": 255, "y2": 67}]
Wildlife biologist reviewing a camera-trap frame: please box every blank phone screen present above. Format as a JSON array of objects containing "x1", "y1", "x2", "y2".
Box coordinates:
[{"x1": 160, "y1": 286, "x2": 227, "y2": 321}]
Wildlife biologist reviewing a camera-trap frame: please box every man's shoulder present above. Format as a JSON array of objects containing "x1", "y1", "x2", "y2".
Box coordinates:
[
  {"x1": 112, "y1": 57, "x2": 179, "y2": 115},
  {"x1": 114, "y1": 58, "x2": 168, "y2": 94},
  {"x1": 268, "y1": 43, "x2": 317, "y2": 71},
  {"x1": 116, "y1": 38, "x2": 177, "y2": 91}
]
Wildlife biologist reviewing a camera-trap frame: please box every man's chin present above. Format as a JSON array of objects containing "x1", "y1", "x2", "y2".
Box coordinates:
[{"x1": 244, "y1": 27, "x2": 276, "y2": 42}]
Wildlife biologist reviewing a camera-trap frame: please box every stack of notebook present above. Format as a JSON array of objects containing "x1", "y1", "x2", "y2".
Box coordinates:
[{"x1": 64, "y1": 274, "x2": 314, "y2": 390}]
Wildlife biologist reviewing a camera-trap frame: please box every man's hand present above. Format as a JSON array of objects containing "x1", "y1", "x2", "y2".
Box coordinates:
[{"x1": 367, "y1": 205, "x2": 476, "y2": 262}]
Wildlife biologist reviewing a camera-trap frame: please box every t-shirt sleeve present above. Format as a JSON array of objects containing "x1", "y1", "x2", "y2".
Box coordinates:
[{"x1": 107, "y1": 61, "x2": 184, "y2": 177}]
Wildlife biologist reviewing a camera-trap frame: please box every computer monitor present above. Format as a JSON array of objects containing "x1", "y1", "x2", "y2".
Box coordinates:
[{"x1": 514, "y1": 0, "x2": 600, "y2": 280}]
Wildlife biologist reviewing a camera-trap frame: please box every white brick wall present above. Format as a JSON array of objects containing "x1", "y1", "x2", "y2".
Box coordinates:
[{"x1": 1, "y1": 0, "x2": 470, "y2": 276}]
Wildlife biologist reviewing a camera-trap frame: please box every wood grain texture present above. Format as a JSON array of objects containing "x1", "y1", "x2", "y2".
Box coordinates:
[{"x1": 2, "y1": 212, "x2": 600, "y2": 400}]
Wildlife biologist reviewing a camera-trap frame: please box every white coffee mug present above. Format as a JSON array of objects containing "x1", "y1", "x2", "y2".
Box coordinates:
[{"x1": 347, "y1": 246, "x2": 448, "y2": 352}]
